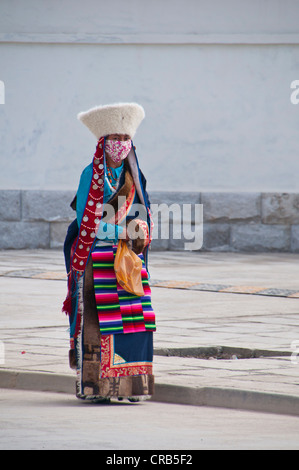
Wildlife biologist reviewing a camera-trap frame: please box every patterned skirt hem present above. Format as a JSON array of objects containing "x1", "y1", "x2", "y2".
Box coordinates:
[{"x1": 76, "y1": 373, "x2": 154, "y2": 400}]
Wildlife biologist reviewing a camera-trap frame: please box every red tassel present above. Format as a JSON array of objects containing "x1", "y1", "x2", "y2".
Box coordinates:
[
  {"x1": 62, "y1": 265, "x2": 75, "y2": 316},
  {"x1": 62, "y1": 295, "x2": 72, "y2": 316}
]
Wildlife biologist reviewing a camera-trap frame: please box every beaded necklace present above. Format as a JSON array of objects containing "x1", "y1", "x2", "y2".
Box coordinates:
[{"x1": 106, "y1": 163, "x2": 123, "y2": 190}]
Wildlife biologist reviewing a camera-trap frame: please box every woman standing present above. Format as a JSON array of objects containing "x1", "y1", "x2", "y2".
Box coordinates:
[{"x1": 63, "y1": 103, "x2": 156, "y2": 403}]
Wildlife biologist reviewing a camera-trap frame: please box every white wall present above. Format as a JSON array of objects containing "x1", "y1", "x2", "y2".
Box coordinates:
[{"x1": 0, "y1": 0, "x2": 299, "y2": 193}]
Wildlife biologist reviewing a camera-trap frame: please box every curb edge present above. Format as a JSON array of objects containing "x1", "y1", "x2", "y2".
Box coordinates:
[{"x1": 0, "y1": 369, "x2": 299, "y2": 417}]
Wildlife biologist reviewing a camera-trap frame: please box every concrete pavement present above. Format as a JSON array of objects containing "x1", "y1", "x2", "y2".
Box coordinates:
[
  {"x1": 2, "y1": 388, "x2": 299, "y2": 450},
  {"x1": 0, "y1": 249, "x2": 299, "y2": 419}
]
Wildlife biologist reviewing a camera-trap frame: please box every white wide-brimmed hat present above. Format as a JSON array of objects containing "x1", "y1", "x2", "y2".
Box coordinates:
[{"x1": 77, "y1": 102, "x2": 145, "y2": 139}]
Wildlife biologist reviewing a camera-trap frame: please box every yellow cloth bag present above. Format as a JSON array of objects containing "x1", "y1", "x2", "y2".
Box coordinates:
[{"x1": 114, "y1": 240, "x2": 145, "y2": 297}]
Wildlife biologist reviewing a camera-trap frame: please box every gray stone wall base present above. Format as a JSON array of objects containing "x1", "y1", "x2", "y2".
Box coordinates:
[
  {"x1": 231, "y1": 224, "x2": 290, "y2": 252},
  {"x1": 0, "y1": 221, "x2": 50, "y2": 249},
  {"x1": 1, "y1": 190, "x2": 299, "y2": 252}
]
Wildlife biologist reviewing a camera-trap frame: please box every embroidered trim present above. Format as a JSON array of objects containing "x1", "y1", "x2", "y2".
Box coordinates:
[{"x1": 100, "y1": 335, "x2": 153, "y2": 378}]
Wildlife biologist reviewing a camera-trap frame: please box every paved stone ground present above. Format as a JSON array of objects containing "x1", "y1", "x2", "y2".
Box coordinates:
[
  {"x1": 0, "y1": 249, "x2": 299, "y2": 416},
  {"x1": 1, "y1": 388, "x2": 299, "y2": 450}
]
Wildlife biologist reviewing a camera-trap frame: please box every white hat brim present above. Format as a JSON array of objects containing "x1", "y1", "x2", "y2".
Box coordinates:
[{"x1": 77, "y1": 102, "x2": 145, "y2": 139}]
